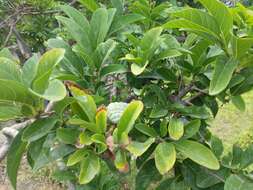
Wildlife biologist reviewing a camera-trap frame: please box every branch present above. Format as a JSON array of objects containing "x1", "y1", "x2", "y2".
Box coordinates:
[{"x1": 12, "y1": 26, "x2": 31, "y2": 59}]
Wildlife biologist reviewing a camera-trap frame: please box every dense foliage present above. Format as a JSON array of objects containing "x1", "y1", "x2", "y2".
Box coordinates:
[{"x1": 1, "y1": 0, "x2": 253, "y2": 190}]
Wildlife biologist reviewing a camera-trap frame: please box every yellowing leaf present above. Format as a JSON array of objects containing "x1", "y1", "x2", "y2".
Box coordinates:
[
  {"x1": 155, "y1": 142, "x2": 176, "y2": 175},
  {"x1": 96, "y1": 107, "x2": 107, "y2": 133},
  {"x1": 126, "y1": 138, "x2": 155, "y2": 157},
  {"x1": 168, "y1": 118, "x2": 184, "y2": 140}
]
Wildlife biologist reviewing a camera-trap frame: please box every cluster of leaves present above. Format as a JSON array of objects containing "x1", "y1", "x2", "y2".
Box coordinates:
[{"x1": 1, "y1": 0, "x2": 253, "y2": 189}]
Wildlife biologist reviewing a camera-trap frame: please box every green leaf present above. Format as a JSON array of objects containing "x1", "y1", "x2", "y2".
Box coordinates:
[
  {"x1": 53, "y1": 97, "x2": 75, "y2": 117},
  {"x1": 209, "y1": 57, "x2": 238, "y2": 95},
  {"x1": 231, "y1": 95, "x2": 246, "y2": 112},
  {"x1": 22, "y1": 117, "x2": 58, "y2": 142},
  {"x1": 232, "y1": 36, "x2": 253, "y2": 59},
  {"x1": 164, "y1": 9, "x2": 220, "y2": 42},
  {"x1": 126, "y1": 138, "x2": 155, "y2": 157},
  {"x1": 79, "y1": 154, "x2": 100, "y2": 184},
  {"x1": 136, "y1": 159, "x2": 162, "y2": 190},
  {"x1": 79, "y1": 131, "x2": 93, "y2": 145},
  {"x1": 225, "y1": 174, "x2": 253, "y2": 190},
  {"x1": 140, "y1": 27, "x2": 163, "y2": 60},
  {"x1": 68, "y1": 85, "x2": 97, "y2": 122},
  {"x1": 154, "y1": 142, "x2": 176, "y2": 175},
  {"x1": 135, "y1": 123, "x2": 158, "y2": 137},
  {"x1": 149, "y1": 104, "x2": 168, "y2": 118},
  {"x1": 0, "y1": 79, "x2": 38, "y2": 106},
  {"x1": 52, "y1": 170, "x2": 76, "y2": 182},
  {"x1": 111, "y1": 0, "x2": 124, "y2": 14},
  {"x1": 0, "y1": 57, "x2": 22, "y2": 82},
  {"x1": 92, "y1": 39, "x2": 117, "y2": 68},
  {"x1": 175, "y1": 140, "x2": 220, "y2": 170},
  {"x1": 173, "y1": 8, "x2": 220, "y2": 35},
  {"x1": 183, "y1": 119, "x2": 201, "y2": 139},
  {"x1": 198, "y1": 0, "x2": 232, "y2": 37},
  {"x1": 90, "y1": 8, "x2": 116, "y2": 47},
  {"x1": 29, "y1": 79, "x2": 67, "y2": 101},
  {"x1": 7, "y1": 129, "x2": 27, "y2": 190},
  {"x1": 96, "y1": 107, "x2": 107, "y2": 133},
  {"x1": 68, "y1": 118, "x2": 99, "y2": 133},
  {"x1": 100, "y1": 64, "x2": 128, "y2": 78},
  {"x1": 67, "y1": 149, "x2": 89, "y2": 166},
  {"x1": 32, "y1": 48, "x2": 65, "y2": 93},
  {"x1": 160, "y1": 119, "x2": 168, "y2": 137},
  {"x1": 47, "y1": 38, "x2": 85, "y2": 76},
  {"x1": 168, "y1": 118, "x2": 184, "y2": 140},
  {"x1": 0, "y1": 103, "x2": 22, "y2": 121},
  {"x1": 117, "y1": 100, "x2": 143, "y2": 138},
  {"x1": 22, "y1": 54, "x2": 39, "y2": 87},
  {"x1": 56, "y1": 127, "x2": 80, "y2": 144},
  {"x1": 173, "y1": 104, "x2": 211, "y2": 119},
  {"x1": 78, "y1": 0, "x2": 99, "y2": 12},
  {"x1": 109, "y1": 13, "x2": 144, "y2": 35}
]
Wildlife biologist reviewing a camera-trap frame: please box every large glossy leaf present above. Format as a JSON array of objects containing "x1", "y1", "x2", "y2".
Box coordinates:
[
  {"x1": 100, "y1": 64, "x2": 128, "y2": 78},
  {"x1": 175, "y1": 140, "x2": 220, "y2": 170},
  {"x1": 168, "y1": 118, "x2": 184, "y2": 140},
  {"x1": 0, "y1": 79, "x2": 38, "y2": 106},
  {"x1": 135, "y1": 123, "x2": 158, "y2": 137},
  {"x1": 67, "y1": 149, "x2": 89, "y2": 166},
  {"x1": 117, "y1": 100, "x2": 143, "y2": 138},
  {"x1": 172, "y1": 9, "x2": 220, "y2": 36},
  {"x1": 126, "y1": 138, "x2": 155, "y2": 157},
  {"x1": 109, "y1": 13, "x2": 144, "y2": 35},
  {"x1": 60, "y1": 5, "x2": 89, "y2": 29},
  {"x1": 183, "y1": 119, "x2": 201, "y2": 139},
  {"x1": 232, "y1": 36, "x2": 253, "y2": 59},
  {"x1": 196, "y1": 167, "x2": 229, "y2": 188},
  {"x1": 92, "y1": 39, "x2": 117, "y2": 68},
  {"x1": 7, "y1": 130, "x2": 27, "y2": 190},
  {"x1": 22, "y1": 54, "x2": 39, "y2": 87},
  {"x1": 198, "y1": 0, "x2": 232, "y2": 37},
  {"x1": 22, "y1": 117, "x2": 58, "y2": 142},
  {"x1": 47, "y1": 38, "x2": 85, "y2": 76},
  {"x1": 164, "y1": 19, "x2": 218, "y2": 43},
  {"x1": 0, "y1": 57, "x2": 22, "y2": 82},
  {"x1": 56, "y1": 16, "x2": 92, "y2": 58},
  {"x1": 209, "y1": 57, "x2": 238, "y2": 95},
  {"x1": 224, "y1": 175, "x2": 253, "y2": 190},
  {"x1": 32, "y1": 48, "x2": 65, "y2": 93},
  {"x1": 231, "y1": 95, "x2": 245, "y2": 111},
  {"x1": 0, "y1": 103, "x2": 22, "y2": 121},
  {"x1": 154, "y1": 142, "x2": 176, "y2": 175},
  {"x1": 68, "y1": 118, "x2": 99, "y2": 133},
  {"x1": 56, "y1": 127, "x2": 80, "y2": 144},
  {"x1": 30, "y1": 79, "x2": 66, "y2": 101},
  {"x1": 78, "y1": 0, "x2": 99, "y2": 12},
  {"x1": 68, "y1": 85, "x2": 97, "y2": 122},
  {"x1": 90, "y1": 8, "x2": 116, "y2": 48},
  {"x1": 79, "y1": 154, "x2": 100, "y2": 184}
]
